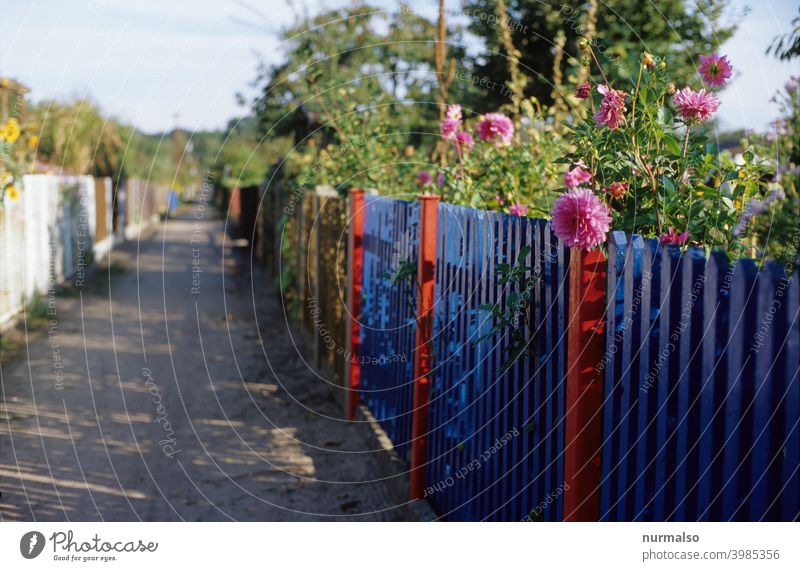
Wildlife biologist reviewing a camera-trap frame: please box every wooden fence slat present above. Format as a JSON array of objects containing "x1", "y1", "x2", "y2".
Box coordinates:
[
  {"x1": 653, "y1": 243, "x2": 683, "y2": 520},
  {"x1": 697, "y1": 251, "x2": 732, "y2": 520},
  {"x1": 783, "y1": 271, "x2": 800, "y2": 521},
  {"x1": 614, "y1": 235, "x2": 644, "y2": 520},
  {"x1": 721, "y1": 258, "x2": 758, "y2": 520},
  {"x1": 633, "y1": 239, "x2": 659, "y2": 520},
  {"x1": 749, "y1": 262, "x2": 786, "y2": 520},
  {"x1": 601, "y1": 231, "x2": 627, "y2": 519},
  {"x1": 673, "y1": 246, "x2": 707, "y2": 520}
]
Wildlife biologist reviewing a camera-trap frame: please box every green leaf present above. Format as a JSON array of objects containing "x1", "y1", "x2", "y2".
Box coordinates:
[{"x1": 664, "y1": 135, "x2": 682, "y2": 156}]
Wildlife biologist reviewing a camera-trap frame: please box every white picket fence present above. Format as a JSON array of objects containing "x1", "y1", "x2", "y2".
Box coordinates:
[{"x1": 0, "y1": 175, "x2": 170, "y2": 327}]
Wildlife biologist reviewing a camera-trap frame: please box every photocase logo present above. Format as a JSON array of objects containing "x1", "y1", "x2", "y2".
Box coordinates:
[{"x1": 20, "y1": 531, "x2": 46, "y2": 559}]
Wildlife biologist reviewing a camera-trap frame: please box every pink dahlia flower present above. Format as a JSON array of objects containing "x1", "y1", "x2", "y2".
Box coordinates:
[
  {"x1": 551, "y1": 189, "x2": 612, "y2": 250},
  {"x1": 564, "y1": 161, "x2": 593, "y2": 189},
  {"x1": 659, "y1": 227, "x2": 689, "y2": 245},
  {"x1": 416, "y1": 171, "x2": 432, "y2": 187},
  {"x1": 446, "y1": 104, "x2": 462, "y2": 121},
  {"x1": 604, "y1": 181, "x2": 628, "y2": 199},
  {"x1": 673, "y1": 87, "x2": 720, "y2": 123},
  {"x1": 441, "y1": 117, "x2": 460, "y2": 139},
  {"x1": 575, "y1": 83, "x2": 591, "y2": 99},
  {"x1": 454, "y1": 131, "x2": 475, "y2": 154},
  {"x1": 593, "y1": 85, "x2": 627, "y2": 130},
  {"x1": 698, "y1": 53, "x2": 732, "y2": 88},
  {"x1": 476, "y1": 112, "x2": 515, "y2": 146},
  {"x1": 509, "y1": 202, "x2": 528, "y2": 217}
]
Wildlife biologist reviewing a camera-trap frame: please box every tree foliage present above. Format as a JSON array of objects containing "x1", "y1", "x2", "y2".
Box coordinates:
[{"x1": 462, "y1": 0, "x2": 741, "y2": 113}]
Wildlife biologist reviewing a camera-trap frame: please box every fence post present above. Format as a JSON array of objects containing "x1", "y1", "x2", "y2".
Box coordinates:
[
  {"x1": 563, "y1": 247, "x2": 606, "y2": 521},
  {"x1": 312, "y1": 191, "x2": 321, "y2": 369},
  {"x1": 409, "y1": 194, "x2": 440, "y2": 500},
  {"x1": 346, "y1": 189, "x2": 365, "y2": 421}
]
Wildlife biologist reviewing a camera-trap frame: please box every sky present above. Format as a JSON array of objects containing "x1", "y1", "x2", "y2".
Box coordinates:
[{"x1": 1, "y1": 0, "x2": 798, "y2": 134}]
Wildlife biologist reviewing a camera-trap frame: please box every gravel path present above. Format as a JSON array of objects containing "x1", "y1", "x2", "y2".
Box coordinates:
[{"x1": 0, "y1": 208, "x2": 413, "y2": 521}]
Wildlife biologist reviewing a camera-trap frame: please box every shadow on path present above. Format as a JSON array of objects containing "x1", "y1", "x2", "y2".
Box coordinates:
[{"x1": 0, "y1": 207, "x2": 413, "y2": 521}]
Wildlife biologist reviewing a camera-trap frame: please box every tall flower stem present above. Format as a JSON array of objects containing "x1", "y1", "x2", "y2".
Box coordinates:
[
  {"x1": 682, "y1": 126, "x2": 691, "y2": 158},
  {"x1": 586, "y1": 45, "x2": 610, "y2": 87},
  {"x1": 630, "y1": 64, "x2": 644, "y2": 129}
]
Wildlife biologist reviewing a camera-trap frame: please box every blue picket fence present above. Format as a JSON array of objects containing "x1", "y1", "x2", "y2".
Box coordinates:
[
  {"x1": 350, "y1": 196, "x2": 799, "y2": 521},
  {"x1": 602, "y1": 232, "x2": 800, "y2": 521},
  {"x1": 426, "y1": 204, "x2": 569, "y2": 521},
  {"x1": 359, "y1": 195, "x2": 419, "y2": 462}
]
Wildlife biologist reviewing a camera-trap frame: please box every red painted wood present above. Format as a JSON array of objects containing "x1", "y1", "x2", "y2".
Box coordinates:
[
  {"x1": 409, "y1": 194, "x2": 440, "y2": 500},
  {"x1": 563, "y1": 247, "x2": 606, "y2": 521},
  {"x1": 347, "y1": 189, "x2": 365, "y2": 421}
]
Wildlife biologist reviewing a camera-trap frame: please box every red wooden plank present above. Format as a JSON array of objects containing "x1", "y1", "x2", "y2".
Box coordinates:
[
  {"x1": 409, "y1": 194, "x2": 440, "y2": 500},
  {"x1": 563, "y1": 248, "x2": 607, "y2": 521},
  {"x1": 347, "y1": 189, "x2": 365, "y2": 421}
]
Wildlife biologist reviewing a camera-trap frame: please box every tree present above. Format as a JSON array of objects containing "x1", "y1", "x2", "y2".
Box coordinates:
[
  {"x1": 767, "y1": 6, "x2": 800, "y2": 61},
  {"x1": 462, "y1": 0, "x2": 741, "y2": 112},
  {"x1": 253, "y1": 2, "x2": 466, "y2": 150}
]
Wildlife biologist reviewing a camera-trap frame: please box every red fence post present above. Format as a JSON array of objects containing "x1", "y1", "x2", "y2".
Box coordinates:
[
  {"x1": 409, "y1": 194, "x2": 440, "y2": 500},
  {"x1": 563, "y1": 248, "x2": 606, "y2": 521},
  {"x1": 347, "y1": 189, "x2": 365, "y2": 421}
]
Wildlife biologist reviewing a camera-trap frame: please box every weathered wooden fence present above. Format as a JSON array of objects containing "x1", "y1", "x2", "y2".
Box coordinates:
[
  {"x1": 256, "y1": 184, "x2": 352, "y2": 403},
  {"x1": 0, "y1": 175, "x2": 171, "y2": 328},
  {"x1": 257, "y1": 187, "x2": 800, "y2": 522}
]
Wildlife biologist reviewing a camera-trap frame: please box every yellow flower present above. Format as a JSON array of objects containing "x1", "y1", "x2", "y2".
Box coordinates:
[
  {"x1": 6, "y1": 185, "x2": 20, "y2": 202},
  {"x1": 3, "y1": 118, "x2": 21, "y2": 143},
  {"x1": 642, "y1": 52, "x2": 656, "y2": 69},
  {"x1": 28, "y1": 135, "x2": 39, "y2": 149},
  {"x1": 0, "y1": 78, "x2": 9, "y2": 89}
]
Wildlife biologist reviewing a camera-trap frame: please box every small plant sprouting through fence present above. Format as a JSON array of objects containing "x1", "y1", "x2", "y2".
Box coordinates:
[
  {"x1": 478, "y1": 244, "x2": 540, "y2": 373},
  {"x1": 383, "y1": 255, "x2": 418, "y2": 313}
]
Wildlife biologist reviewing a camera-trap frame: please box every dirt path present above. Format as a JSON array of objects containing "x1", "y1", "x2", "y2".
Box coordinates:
[{"x1": 0, "y1": 207, "x2": 413, "y2": 521}]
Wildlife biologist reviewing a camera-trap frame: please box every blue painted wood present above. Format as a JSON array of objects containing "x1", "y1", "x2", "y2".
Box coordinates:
[
  {"x1": 696, "y1": 251, "x2": 732, "y2": 521},
  {"x1": 359, "y1": 196, "x2": 418, "y2": 463},
  {"x1": 601, "y1": 231, "x2": 627, "y2": 520},
  {"x1": 614, "y1": 235, "x2": 644, "y2": 520},
  {"x1": 673, "y1": 246, "x2": 706, "y2": 520},
  {"x1": 652, "y1": 243, "x2": 683, "y2": 520},
  {"x1": 554, "y1": 222, "x2": 568, "y2": 523},
  {"x1": 721, "y1": 259, "x2": 758, "y2": 520},
  {"x1": 517, "y1": 217, "x2": 534, "y2": 521},
  {"x1": 530, "y1": 219, "x2": 546, "y2": 519},
  {"x1": 633, "y1": 239, "x2": 661, "y2": 521},
  {"x1": 542, "y1": 223, "x2": 556, "y2": 516},
  {"x1": 783, "y1": 271, "x2": 799, "y2": 521},
  {"x1": 353, "y1": 196, "x2": 800, "y2": 522},
  {"x1": 749, "y1": 262, "x2": 787, "y2": 520}
]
